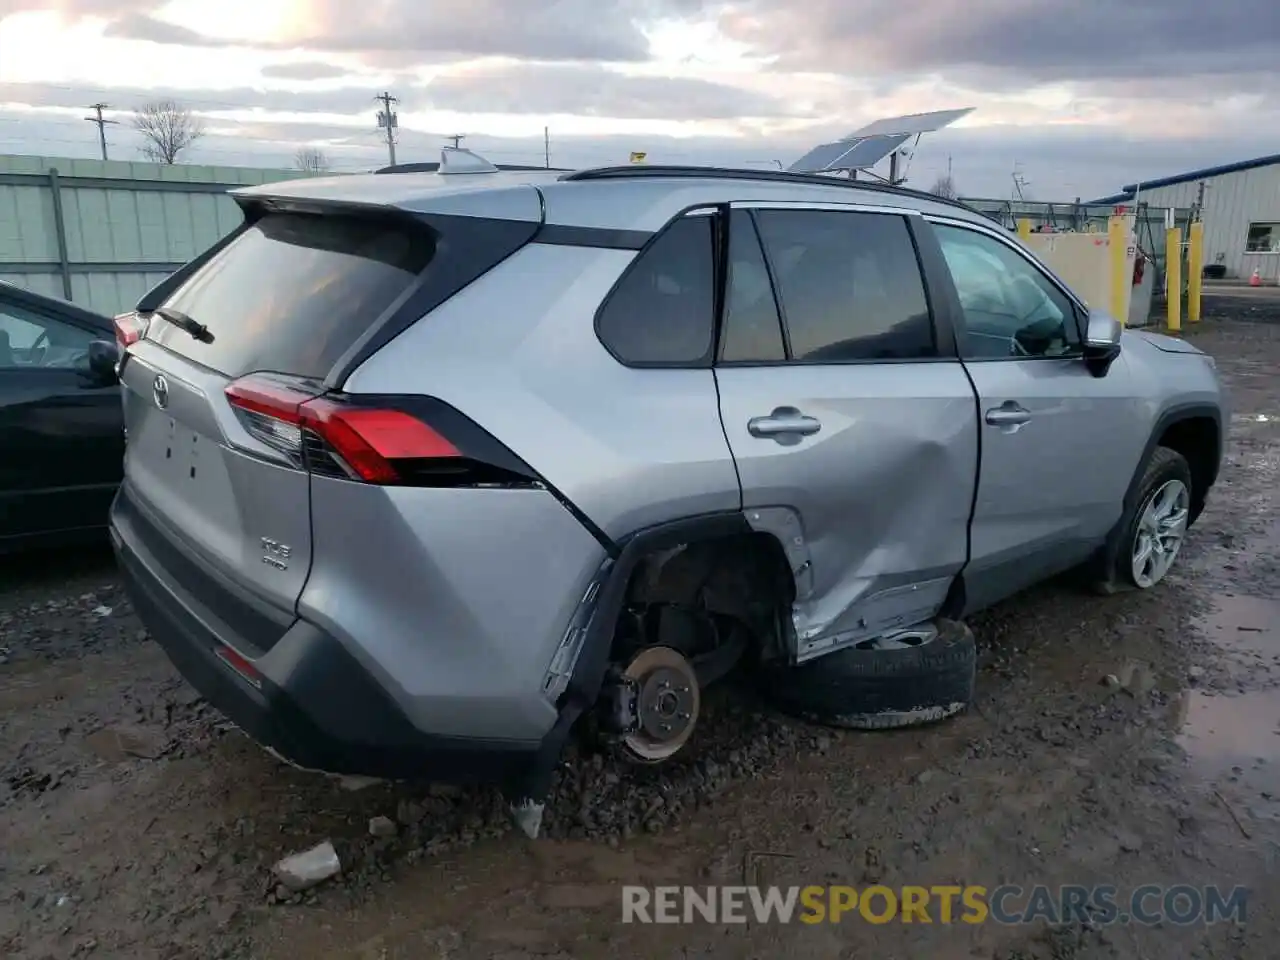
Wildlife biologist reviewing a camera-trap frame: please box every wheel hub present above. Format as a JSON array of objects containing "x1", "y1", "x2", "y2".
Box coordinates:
[
  {"x1": 1131, "y1": 478, "x2": 1190, "y2": 589},
  {"x1": 636, "y1": 665, "x2": 696, "y2": 741},
  {"x1": 619, "y1": 646, "x2": 700, "y2": 762}
]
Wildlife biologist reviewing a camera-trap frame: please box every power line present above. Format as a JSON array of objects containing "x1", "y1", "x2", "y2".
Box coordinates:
[
  {"x1": 4, "y1": 77, "x2": 412, "y2": 115},
  {"x1": 0, "y1": 127, "x2": 389, "y2": 169},
  {"x1": 375, "y1": 91, "x2": 398, "y2": 166},
  {"x1": 83, "y1": 102, "x2": 120, "y2": 161},
  {"x1": 0, "y1": 120, "x2": 556, "y2": 167},
  {"x1": 3, "y1": 99, "x2": 1102, "y2": 191},
  {"x1": 0, "y1": 114, "x2": 1105, "y2": 184},
  {"x1": 3, "y1": 94, "x2": 748, "y2": 168}
]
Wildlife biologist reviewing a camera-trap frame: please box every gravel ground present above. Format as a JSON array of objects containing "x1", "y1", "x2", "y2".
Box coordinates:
[{"x1": 2, "y1": 295, "x2": 1279, "y2": 960}]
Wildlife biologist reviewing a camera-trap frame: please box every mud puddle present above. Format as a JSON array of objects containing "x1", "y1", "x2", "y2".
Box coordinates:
[{"x1": 1176, "y1": 595, "x2": 1280, "y2": 828}]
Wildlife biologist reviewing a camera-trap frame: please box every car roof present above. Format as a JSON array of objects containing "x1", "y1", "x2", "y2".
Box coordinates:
[
  {"x1": 0, "y1": 280, "x2": 112, "y2": 331},
  {"x1": 233, "y1": 162, "x2": 993, "y2": 234}
]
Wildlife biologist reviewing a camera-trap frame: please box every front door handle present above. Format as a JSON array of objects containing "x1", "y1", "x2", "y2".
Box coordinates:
[
  {"x1": 748, "y1": 406, "x2": 822, "y2": 443},
  {"x1": 984, "y1": 403, "x2": 1031, "y2": 427}
]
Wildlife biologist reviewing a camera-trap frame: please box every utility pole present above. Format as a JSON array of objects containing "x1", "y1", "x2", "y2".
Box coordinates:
[
  {"x1": 445, "y1": 134, "x2": 465, "y2": 149},
  {"x1": 375, "y1": 91, "x2": 398, "y2": 166},
  {"x1": 544, "y1": 126, "x2": 550, "y2": 168},
  {"x1": 1011, "y1": 162, "x2": 1030, "y2": 202},
  {"x1": 84, "y1": 103, "x2": 118, "y2": 161}
]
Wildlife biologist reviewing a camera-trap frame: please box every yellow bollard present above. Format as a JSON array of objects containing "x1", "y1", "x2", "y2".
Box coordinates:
[
  {"x1": 1108, "y1": 215, "x2": 1128, "y2": 324},
  {"x1": 1166, "y1": 226, "x2": 1182, "y2": 333},
  {"x1": 1016, "y1": 218, "x2": 1032, "y2": 240},
  {"x1": 1187, "y1": 221, "x2": 1204, "y2": 323}
]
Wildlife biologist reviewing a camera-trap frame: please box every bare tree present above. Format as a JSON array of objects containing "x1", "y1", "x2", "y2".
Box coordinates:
[
  {"x1": 929, "y1": 173, "x2": 959, "y2": 200},
  {"x1": 132, "y1": 99, "x2": 204, "y2": 164},
  {"x1": 295, "y1": 146, "x2": 331, "y2": 173}
]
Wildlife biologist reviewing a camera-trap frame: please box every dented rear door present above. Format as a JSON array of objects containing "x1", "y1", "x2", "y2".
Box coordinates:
[{"x1": 713, "y1": 204, "x2": 979, "y2": 660}]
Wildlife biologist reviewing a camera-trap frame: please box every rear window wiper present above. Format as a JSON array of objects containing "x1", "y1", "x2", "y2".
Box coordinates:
[{"x1": 154, "y1": 306, "x2": 214, "y2": 344}]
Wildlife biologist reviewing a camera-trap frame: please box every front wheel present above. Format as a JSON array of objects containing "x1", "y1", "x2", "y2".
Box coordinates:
[{"x1": 1120, "y1": 446, "x2": 1193, "y2": 589}]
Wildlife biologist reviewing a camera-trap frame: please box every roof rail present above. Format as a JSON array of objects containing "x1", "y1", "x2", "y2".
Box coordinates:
[
  {"x1": 559, "y1": 165, "x2": 975, "y2": 212},
  {"x1": 376, "y1": 161, "x2": 571, "y2": 174}
]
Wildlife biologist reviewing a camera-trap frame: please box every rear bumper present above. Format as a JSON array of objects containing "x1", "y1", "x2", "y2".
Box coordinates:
[{"x1": 110, "y1": 488, "x2": 541, "y2": 785}]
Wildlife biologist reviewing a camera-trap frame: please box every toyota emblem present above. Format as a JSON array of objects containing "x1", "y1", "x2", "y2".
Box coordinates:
[{"x1": 153, "y1": 374, "x2": 170, "y2": 410}]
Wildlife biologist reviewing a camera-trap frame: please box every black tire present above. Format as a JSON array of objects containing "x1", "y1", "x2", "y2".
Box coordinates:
[
  {"x1": 1090, "y1": 450, "x2": 1198, "y2": 599},
  {"x1": 758, "y1": 619, "x2": 976, "y2": 730},
  {"x1": 1114, "y1": 446, "x2": 1194, "y2": 590}
]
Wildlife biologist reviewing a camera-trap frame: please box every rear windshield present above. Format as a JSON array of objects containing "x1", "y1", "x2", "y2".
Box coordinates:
[{"x1": 150, "y1": 212, "x2": 436, "y2": 379}]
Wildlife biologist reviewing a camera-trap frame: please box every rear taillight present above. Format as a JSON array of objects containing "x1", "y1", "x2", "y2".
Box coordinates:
[
  {"x1": 113, "y1": 311, "x2": 149, "y2": 347},
  {"x1": 224, "y1": 373, "x2": 534, "y2": 488}
]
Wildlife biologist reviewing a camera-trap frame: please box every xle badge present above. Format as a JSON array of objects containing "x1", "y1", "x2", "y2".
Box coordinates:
[{"x1": 260, "y1": 537, "x2": 292, "y2": 570}]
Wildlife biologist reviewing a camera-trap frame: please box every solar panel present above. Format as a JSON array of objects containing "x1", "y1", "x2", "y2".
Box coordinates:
[
  {"x1": 788, "y1": 140, "x2": 856, "y2": 174},
  {"x1": 844, "y1": 107, "x2": 974, "y2": 139},
  {"x1": 788, "y1": 133, "x2": 910, "y2": 173},
  {"x1": 833, "y1": 134, "x2": 911, "y2": 170}
]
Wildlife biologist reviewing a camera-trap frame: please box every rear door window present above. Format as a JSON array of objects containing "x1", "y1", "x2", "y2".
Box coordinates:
[
  {"x1": 595, "y1": 213, "x2": 716, "y2": 366},
  {"x1": 752, "y1": 209, "x2": 935, "y2": 362},
  {"x1": 149, "y1": 212, "x2": 436, "y2": 379}
]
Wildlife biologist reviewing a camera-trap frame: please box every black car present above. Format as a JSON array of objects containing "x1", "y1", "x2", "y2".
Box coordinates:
[{"x1": 0, "y1": 281, "x2": 123, "y2": 552}]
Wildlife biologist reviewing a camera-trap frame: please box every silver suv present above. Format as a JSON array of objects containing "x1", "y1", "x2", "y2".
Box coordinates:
[{"x1": 109, "y1": 151, "x2": 1224, "y2": 817}]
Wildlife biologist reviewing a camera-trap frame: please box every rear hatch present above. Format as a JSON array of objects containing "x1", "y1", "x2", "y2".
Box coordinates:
[{"x1": 117, "y1": 209, "x2": 440, "y2": 652}]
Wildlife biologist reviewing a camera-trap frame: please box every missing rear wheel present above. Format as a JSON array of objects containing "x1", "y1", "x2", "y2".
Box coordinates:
[{"x1": 608, "y1": 646, "x2": 701, "y2": 763}]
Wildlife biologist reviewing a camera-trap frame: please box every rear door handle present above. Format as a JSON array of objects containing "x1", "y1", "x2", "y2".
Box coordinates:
[
  {"x1": 748, "y1": 407, "x2": 822, "y2": 443},
  {"x1": 985, "y1": 403, "x2": 1031, "y2": 427}
]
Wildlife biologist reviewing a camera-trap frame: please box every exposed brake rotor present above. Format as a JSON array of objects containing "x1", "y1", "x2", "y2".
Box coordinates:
[{"x1": 619, "y1": 646, "x2": 700, "y2": 763}]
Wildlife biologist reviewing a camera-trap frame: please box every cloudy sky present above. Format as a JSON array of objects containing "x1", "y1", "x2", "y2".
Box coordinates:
[{"x1": 0, "y1": 0, "x2": 1276, "y2": 199}]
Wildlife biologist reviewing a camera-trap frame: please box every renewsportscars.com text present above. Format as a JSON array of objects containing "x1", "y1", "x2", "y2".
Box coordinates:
[{"x1": 621, "y1": 884, "x2": 1249, "y2": 926}]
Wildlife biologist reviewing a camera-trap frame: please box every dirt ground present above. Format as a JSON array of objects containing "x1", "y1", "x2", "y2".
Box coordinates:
[{"x1": 2, "y1": 293, "x2": 1279, "y2": 960}]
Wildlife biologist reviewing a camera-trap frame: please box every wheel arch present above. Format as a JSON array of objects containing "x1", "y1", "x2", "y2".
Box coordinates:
[
  {"x1": 556, "y1": 511, "x2": 796, "y2": 716},
  {"x1": 1088, "y1": 401, "x2": 1222, "y2": 589},
  {"x1": 525, "y1": 511, "x2": 788, "y2": 800},
  {"x1": 1127, "y1": 403, "x2": 1222, "y2": 522}
]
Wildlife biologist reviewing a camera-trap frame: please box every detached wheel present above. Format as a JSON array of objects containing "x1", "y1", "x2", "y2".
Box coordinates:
[{"x1": 760, "y1": 619, "x2": 976, "y2": 730}]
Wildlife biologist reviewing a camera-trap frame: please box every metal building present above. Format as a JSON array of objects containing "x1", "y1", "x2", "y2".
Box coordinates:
[{"x1": 1094, "y1": 154, "x2": 1280, "y2": 282}]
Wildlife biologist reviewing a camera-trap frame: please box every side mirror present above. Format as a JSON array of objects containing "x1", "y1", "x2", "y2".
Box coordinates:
[
  {"x1": 87, "y1": 339, "x2": 121, "y2": 385},
  {"x1": 1082, "y1": 311, "x2": 1122, "y2": 378}
]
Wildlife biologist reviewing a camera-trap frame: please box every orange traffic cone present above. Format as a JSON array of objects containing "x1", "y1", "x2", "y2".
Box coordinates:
[{"x1": 1250, "y1": 267, "x2": 1262, "y2": 287}]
